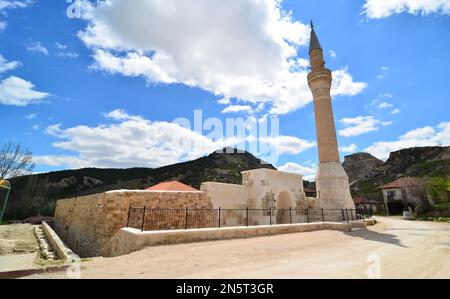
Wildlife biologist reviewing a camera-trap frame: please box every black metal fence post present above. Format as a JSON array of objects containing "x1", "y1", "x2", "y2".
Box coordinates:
[
  {"x1": 141, "y1": 207, "x2": 146, "y2": 231},
  {"x1": 185, "y1": 207, "x2": 188, "y2": 229},
  {"x1": 126, "y1": 206, "x2": 131, "y2": 228},
  {"x1": 246, "y1": 207, "x2": 249, "y2": 226},
  {"x1": 123, "y1": 208, "x2": 373, "y2": 232}
]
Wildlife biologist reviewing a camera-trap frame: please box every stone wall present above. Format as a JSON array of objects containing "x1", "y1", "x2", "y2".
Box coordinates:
[
  {"x1": 54, "y1": 190, "x2": 211, "y2": 257},
  {"x1": 201, "y1": 182, "x2": 248, "y2": 209}
]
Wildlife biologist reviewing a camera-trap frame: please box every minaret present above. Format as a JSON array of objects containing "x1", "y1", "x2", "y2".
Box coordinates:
[{"x1": 307, "y1": 21, "x2": 355, "y2": 209}]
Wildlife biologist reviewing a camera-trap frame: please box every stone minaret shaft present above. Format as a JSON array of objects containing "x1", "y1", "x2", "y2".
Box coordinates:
[
  {"x1": 307, "y1": 23, "x2": 340, "y2": 163},
  {"x1": 306, "y1": 22, "x2": 355, "y2": 211}
]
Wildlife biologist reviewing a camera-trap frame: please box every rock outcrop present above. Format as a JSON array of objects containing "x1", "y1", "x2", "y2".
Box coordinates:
[
  {"x1": 343, "y1": 146, "x2": 450, "y2": 201},
  {"x1": 343, "y1": 153, "x2": 383, "y2": 185}
]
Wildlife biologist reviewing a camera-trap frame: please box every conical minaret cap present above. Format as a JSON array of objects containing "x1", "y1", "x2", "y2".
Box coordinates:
[{"x1": 309, "y1": 21, "x2": 322, "y2": 53}]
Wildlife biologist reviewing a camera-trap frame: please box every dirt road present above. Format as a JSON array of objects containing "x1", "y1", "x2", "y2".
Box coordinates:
[{"x1": 29, "y1": 217, "x2": 450, "y2": 279}]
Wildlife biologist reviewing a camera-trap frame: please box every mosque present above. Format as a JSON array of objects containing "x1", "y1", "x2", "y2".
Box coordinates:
[{"x1": 200, "y1": 22, "x2": 355, "y2": 214}]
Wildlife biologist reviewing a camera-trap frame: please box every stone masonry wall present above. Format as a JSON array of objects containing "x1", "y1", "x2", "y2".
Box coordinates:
[{"x1": 54, "y1": 190, "x2": 211, "y2": 257}]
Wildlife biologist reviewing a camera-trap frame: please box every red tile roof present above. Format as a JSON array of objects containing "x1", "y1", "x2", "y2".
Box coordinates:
[
  {"x1": 382, "y1": 177, "x2": 423, "y2": 189},
  {"x1": 146, "y1": 181, "x2": 199, "y2": 192},
  {"x1": 353, "y1": 196, "x2": 365, "y2": 204}
]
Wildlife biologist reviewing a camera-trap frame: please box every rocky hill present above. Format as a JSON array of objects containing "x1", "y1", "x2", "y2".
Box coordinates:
[
  {"x1": 343, "y1": 146, "x2": 450, "y2": 201},
  {"x1": 4, "y1": 148, "x2": 275, "y2": 220}
]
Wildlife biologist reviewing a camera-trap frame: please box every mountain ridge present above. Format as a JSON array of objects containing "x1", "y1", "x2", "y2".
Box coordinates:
[
  {"x1": 4, "y1": 149, "x2": 275, "y2": 220},
  {"x1": 343, "y1": 146, "x2": 450, "y2": 201}
]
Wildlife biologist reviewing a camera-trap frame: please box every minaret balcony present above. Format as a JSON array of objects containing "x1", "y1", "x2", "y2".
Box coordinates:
[{"x1": 307, "y1": 68, "x2": 332, "y2": 86}]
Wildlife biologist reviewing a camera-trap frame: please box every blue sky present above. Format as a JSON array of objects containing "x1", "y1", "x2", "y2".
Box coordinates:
[{"x1": 0, "y1": 0, "x2": 449, "y2": 180}]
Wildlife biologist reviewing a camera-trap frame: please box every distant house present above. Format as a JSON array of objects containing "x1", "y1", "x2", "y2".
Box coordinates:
[
  {"x1": 353, "y1": 196, "x2": 387, "y2": 215},
  {"x1": 304, "y1": 187, "x2": 317, "y2": 197},
  {"x1": 381, "y1": 177, "x2": 426, "y2": 213}
]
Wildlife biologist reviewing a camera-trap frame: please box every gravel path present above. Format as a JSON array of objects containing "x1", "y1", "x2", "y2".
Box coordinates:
[{"x1": 26, "y1": 217, "x2": 450, "y2": 279}]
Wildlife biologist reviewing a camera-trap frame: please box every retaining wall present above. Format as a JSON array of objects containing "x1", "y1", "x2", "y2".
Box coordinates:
[
  {"x1": 110, "y1": 221, "x2": 365, "y2": 256},
  {"x1": 41, "y1": 221, "x2": 79, "y2": 262},
  {"x1": 54, "y1": 190, "x2": 211, "y2": 257}
]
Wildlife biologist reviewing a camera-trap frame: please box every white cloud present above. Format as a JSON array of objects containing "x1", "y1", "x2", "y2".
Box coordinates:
[
  {"x1": 0, "y1": 76, "x2": 50, "y2": 106},
  {"x1": 38, "y1": 110, "x2": 315, "y2": 169},
  {"x1": 104, "y1": 109, "x2": 134, "y2": 121},
  {"x1": 340, "y1": 144, "x2": 358, "y2": 154},
  {"x1": 77, "y1": 0, "x2": 366, "y2": 115},
  {"x1": 55, "y1": 42, "x2": 67, "y2": 50},
  {"x1": 391, "y1": 108, "x2": 401, "y2": 114},
  {"x1": 331, "y1": 67, "x2": 368, "y2": 97},
  {"x1": 364, "y1": 122, "x2": 450, "y2": 160},
  {"x1": 33, "y1": 155, "x2": 91, "y2": 169},
  {"x1": 339, "y1": 116, "x2": 380, "y2": 137},
  {"x1": 221, "y1": 105, "x2": 253, "y2": 114},
  {"x1": 25, "y1": 113, "x2": 37, "y2": 120},
  {"x1": 376, "y1": 66, "x2": 389, "y2": 80},
  {"x1": 363, "y1": 0, "x2": 450, "y2": 19},
  {"x1": 40, "y1": 116, "x2": 238, "y2": 169},
  {"x1": 26, "y1": 41, "x2": 49, "y2": 55},
  {"x1": 0, "y1": 0, "x2": 31, "y2": 29},
  {"x1": 55, "y1": 42, "x2": 79, "y2": 58},
  {"x1": 261, "y1": 135, "x2": 316, "y2": 155},
  {"x1": 217, "y1": 98, "x2": 231, "y2": 105},
  {"x1": 278, "y1": 162, "x2": 316, "y2": 181},
  {"x1": 329, "y1": 50, "x2": 336, "y2": 58},
  {"x1": 0, "y1": 0, "x2": 30, "y2": 10},
  {"x1": 57, "y1": 51, "x2": 79, "y2": 58},
  {"x1": 0, "y1": 54, "x2": 20, "y2": 73},
  {"x1": 378, "y1": 102, "x2": 393, "y2": 109}
]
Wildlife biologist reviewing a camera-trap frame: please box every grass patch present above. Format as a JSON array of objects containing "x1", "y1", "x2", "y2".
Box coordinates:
[
  {"x1": 35, "y1": 257, "x2": 66, "y2": 268},
  {"x1": 433, "y1": 203, "x2": 450, "y2": 210},
  {"x1": 418, "y1": 216, "x2": 450, "y2": 223}
]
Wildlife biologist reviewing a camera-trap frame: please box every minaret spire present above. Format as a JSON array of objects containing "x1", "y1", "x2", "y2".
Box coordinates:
[
  {"x1": 309, "y1": 20, "x2": 322, "y2": 54},
  {"x1": 306, "y1": 22, "x2": 355, "y2": 210}
]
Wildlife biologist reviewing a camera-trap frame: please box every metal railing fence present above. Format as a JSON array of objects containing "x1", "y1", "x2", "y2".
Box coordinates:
[{"x1": 127, "y1": 207, "x2": 373, "y2": 232}]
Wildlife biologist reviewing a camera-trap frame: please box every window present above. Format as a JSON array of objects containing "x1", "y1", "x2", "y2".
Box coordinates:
[{"x1": 387, "y1": 190, "x2": 396, "y2": 201}]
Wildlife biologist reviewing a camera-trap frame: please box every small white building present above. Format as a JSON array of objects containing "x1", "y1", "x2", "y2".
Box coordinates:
[{"x1": 201, "y1": 168, "x2": 314, "y2": 225}]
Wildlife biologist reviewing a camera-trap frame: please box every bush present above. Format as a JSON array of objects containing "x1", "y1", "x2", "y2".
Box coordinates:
[{"x1": 424, "y1": 177, "x2": 450, "y2": 204}]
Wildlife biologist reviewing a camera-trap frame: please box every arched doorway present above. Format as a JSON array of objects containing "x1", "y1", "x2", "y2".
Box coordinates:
[{"x1": 276, "y1": 191, "x2": 295, "y2": 224}]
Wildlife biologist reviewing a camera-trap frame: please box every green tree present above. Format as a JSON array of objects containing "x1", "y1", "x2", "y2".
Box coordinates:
[{"x1": 425, "y1": 177, "x2": 450, "y2": 204}]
